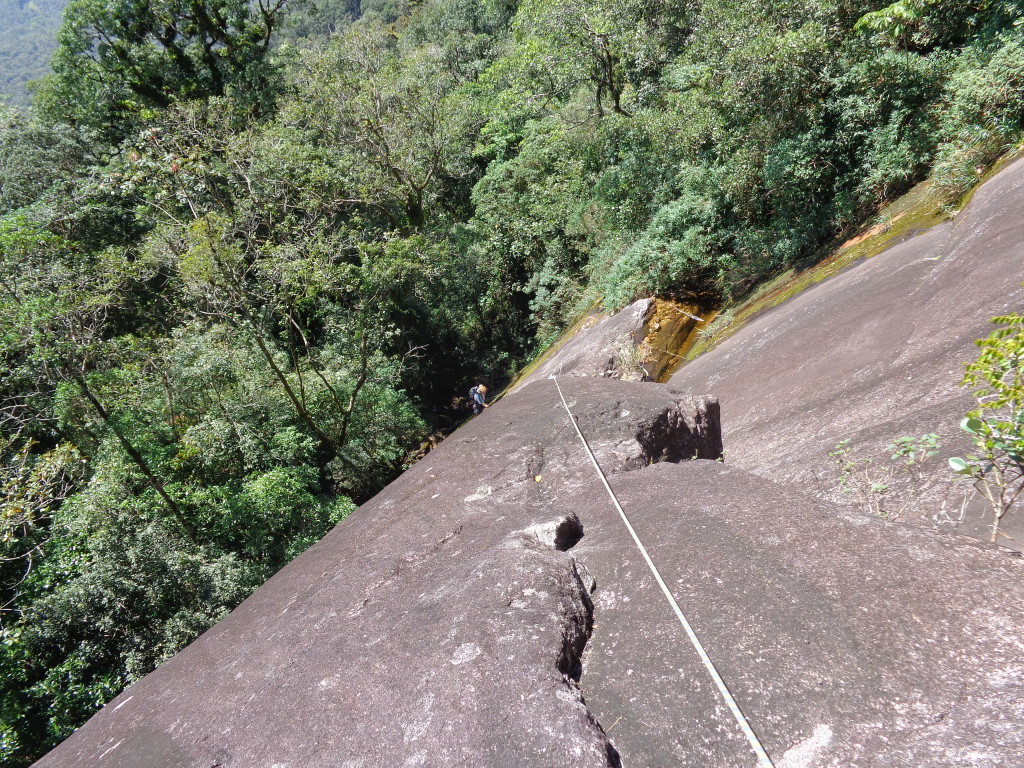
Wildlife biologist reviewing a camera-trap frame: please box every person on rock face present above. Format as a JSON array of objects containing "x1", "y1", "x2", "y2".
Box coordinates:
[{"x1": 471, "y1": 384, "x2": 489, "y2": 414}]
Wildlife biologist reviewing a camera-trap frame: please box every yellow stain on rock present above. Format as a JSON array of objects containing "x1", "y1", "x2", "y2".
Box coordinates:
[{"x1": 641, "y1": 298, "x2": 714, "y2": 382}]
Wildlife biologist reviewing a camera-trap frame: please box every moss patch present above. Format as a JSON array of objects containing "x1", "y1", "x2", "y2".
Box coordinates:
[
  {"x1": 949, "y1": 146, "x2": 1024, "y2": 214},
  {"x1": 509, "y1": 151, "x2": 1023, "y2": 386},
  {"x1": 688, "y1": 150, "x2": 1024, "y2": 361},
  {"x1": 687, "y1": 179, "x2": 949, "y2": 359}
]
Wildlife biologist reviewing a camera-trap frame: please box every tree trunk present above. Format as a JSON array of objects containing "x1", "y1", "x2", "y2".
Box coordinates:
[{"x1": 72, "y1": 372, "x2": 199, "y2": 545}]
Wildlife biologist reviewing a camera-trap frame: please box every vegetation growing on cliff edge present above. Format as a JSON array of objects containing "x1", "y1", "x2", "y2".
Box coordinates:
[{"x1": 3, "y1": 0, "x2": 1024, "y2": 762}]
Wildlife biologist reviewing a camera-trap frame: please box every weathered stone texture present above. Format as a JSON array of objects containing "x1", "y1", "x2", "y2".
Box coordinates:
[
  {"x1": 35, "y1": 380, "x2": 719, "y2": 768},
  {"x1": 671, "y1": 156, "x2": 1024, "y2": 543},
  {"x1": 34, "y1": 375, "x2": 1024, "y2": 768},
  {"x1": 575, "y1": 460, "x2": 1024, "y2": 767}
]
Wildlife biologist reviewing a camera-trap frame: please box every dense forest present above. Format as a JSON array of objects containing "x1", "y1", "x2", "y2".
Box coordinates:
[
  {"x1": 0, "y1": 0, "x2": 68, "y2": 106},
  {"x1": 2, "y1": 0, "x2": 1024, "y2": 762}
]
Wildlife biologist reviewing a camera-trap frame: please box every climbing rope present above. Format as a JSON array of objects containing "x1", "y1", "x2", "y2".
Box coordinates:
[{"x1": 551, "y1": 375, "x2": 776, "y2": 768}]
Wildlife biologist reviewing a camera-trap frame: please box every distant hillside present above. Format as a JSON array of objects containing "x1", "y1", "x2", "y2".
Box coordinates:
[{"x1": 0, "y1": 0, "x2": 68, "y2": 107}]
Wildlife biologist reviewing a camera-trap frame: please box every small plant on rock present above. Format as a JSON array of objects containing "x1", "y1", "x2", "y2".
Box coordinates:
[
  {"x1": 830, "y1": 439, "x2": 889, "y2": 516},
  {"x1": 611, "y1": 333, "x2": 651, "y2": 382},
  {"x1": 830, "y1": 434, "x2": 942, "y2": 519},
  {"x1": 949, "y1": 313, "x2": 1024, "y2": 544},
  {"x1": 890, "y1": 433, "x2": 943, "y2": 483}
]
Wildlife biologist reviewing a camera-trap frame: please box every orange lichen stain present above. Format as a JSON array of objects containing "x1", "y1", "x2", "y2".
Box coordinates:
[
  {"x1": 838, "y1": 211, "x2": 907, "y2": 250},
  {"x1": 642, "y1": 298, "x2": 714, "y2": 382}
]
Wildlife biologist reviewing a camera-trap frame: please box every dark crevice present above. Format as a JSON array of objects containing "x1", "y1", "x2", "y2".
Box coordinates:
[
  {"x1": 561, "y1": 554, "x2": 621, "y2": 767},
  {"x1": 557, "y1": 560, "x2": 594, "y2": 683},
  {"x1": 514, "y1": 518, "x2": 616, "y2": 764},
  {"x1": 553, "y1": 515, "x2": 584, "y2": 551},
  {"x1": 572, "y1": 392, "x2": 722, "y2": 474},
  {"x1": 606, "y1": 742, "x2": 623, "y2": 768}
]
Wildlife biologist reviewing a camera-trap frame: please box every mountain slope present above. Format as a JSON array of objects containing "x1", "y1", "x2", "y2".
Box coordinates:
[
  {"x1": 33, "y1": 159, "x2": 1024, "y2": 768},
  {"x1": 0, "y1": 0, "x2": 67, "y2": 106}
]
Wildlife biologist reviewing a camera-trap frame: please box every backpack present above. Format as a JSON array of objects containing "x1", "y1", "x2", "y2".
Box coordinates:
[{"x1": 469, "y1": 385, "x2": 480, "y2": 401}]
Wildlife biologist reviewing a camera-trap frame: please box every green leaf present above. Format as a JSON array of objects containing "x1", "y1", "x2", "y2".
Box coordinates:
[
  {"x1": 961, "y1": 417, "x2": 984, "y2": 434},
  {"x1": 948, "y1": 457, "x2": 970, "y2": 474}
]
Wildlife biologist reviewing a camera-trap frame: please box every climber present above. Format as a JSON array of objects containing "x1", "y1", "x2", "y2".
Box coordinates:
[{"x1": 470, "y1": 384, "x2": 490, "y2": 414}]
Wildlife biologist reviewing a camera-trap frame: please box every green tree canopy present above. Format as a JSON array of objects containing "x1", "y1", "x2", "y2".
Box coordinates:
[{"x1": 35, "y1": 0, "x2": 292, "y2": 137}]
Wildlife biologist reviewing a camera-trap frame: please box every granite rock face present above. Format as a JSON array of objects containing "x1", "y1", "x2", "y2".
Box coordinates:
[
  {"x1": 34, "y1": 376, "x2": 1024, "y2": 768},
  {"x1": 671, "y1": 156, "x2": 1024, "y2": 542},
  {"x1": 35, "y1": 380, "x2": 721, "y2": 768},
  {"x1": 575, "y1": 460, "x2": 1024, "y2": 767},
  {"x1": 36, "y1": 377, "x2": 1024, "y2": 768}
]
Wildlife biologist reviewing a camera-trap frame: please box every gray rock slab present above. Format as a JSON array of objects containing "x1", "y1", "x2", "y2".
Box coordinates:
[
  {"x1": 34, "y1": 379, "x2": 720, "y2": 768},
  {"x1": 514, "y1": 299, "x2": 653, "y2": 391},
  {"x1": 34, "y1": 377, "x2": 1024, "y2": 768},
  {"x1": 571, "y1": 459, "x2": 1024, "y2": 767},
  {"x1": 671, "y1": 157, "x2": 1024, "y2": 542}
]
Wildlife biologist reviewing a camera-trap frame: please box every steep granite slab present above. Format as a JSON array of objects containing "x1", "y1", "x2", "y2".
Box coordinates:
[
  {"x1": 571, "y1": 459, "x2": 1024, "y2": 767},
  {"x1": 671, "y1": 156, "x2": 1024, "y2": 541},
  {"x1": 34, "y1": 379, "x2": 721, "y2": 768},
  {"x1": 33, "y1": 377, "x2": 1024, "y2": 767},
  {"x1": 514, "y1": 299, "x2": 654, "y2": 390}
]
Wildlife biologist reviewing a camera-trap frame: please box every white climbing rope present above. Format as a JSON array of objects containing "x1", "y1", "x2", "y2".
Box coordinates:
[{"x1": 551, "y1": 375, "x2": 776, "y2": 768}]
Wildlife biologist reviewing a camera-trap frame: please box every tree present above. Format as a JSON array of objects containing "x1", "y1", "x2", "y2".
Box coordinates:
[
  {"x1": 289, "y1": 20, "x2": 479, "y2": 231},
  {"x1": 949, "y1": 313, "x2": 1024, "y2": 544},
  {"x1": 854, "y1": 0, "x2": 934, "y2": 50},
  {"x1": 0, "y1": 107, "x2": 92, "y2": 216},
  {"x1": 0, "y1": 0, "x2": 68, "y2": 107},
  {"x1": 0, "y1": 211, "x2": 202, "y2": 543},
  {"x1": 110, "y1": 101, "x2": 430, "y2": 487},
  {"x1": 35, "y1": 0, "x2": 292, "y2": 137},
  {"x1": 506, "y1": 0, "x2": 688, "y2": 118}
]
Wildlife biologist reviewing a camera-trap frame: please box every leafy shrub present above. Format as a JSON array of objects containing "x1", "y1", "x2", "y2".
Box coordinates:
[
  {"x1": 601, "y1": 196, "x2": 725, "y2": 306},
  {"x1": 933, "y1": 34, "x2": 1024, "y2": 200},
  {"x1": 949, "y1": 313, "x2": 1024, "y2": 543}
]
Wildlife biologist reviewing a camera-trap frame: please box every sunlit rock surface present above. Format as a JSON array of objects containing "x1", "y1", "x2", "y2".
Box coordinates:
[
  {"x1": 35, "y1": 380, "x2": 721, "y2": 768},
  {"x1": 36, "y1": 160, "x2": 1024, "y2": 768},
  {"x1": 671, "y1": 156, "x2": 1024, "y2": 543},
  {"x1": 35, "y1": 376, "x2": 1024, "y2": 768},
  {"x1": 576, "y1": 460, "x2": 1024, "y2": 767}
]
